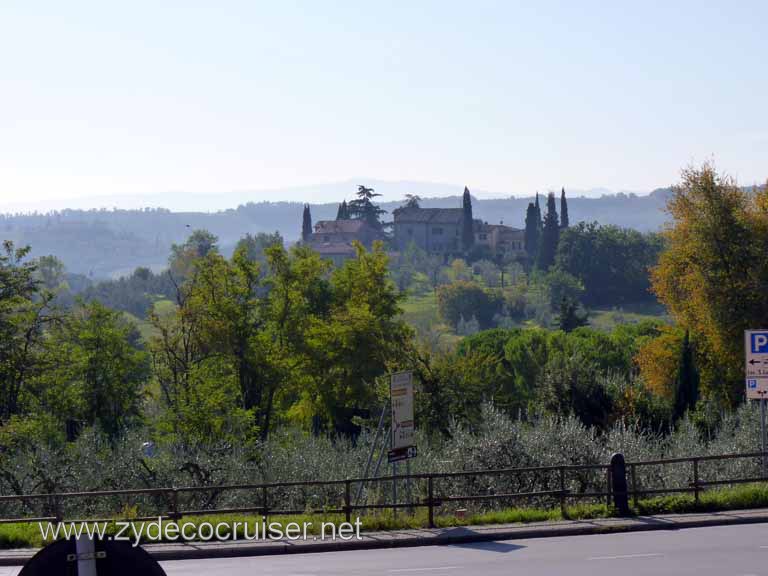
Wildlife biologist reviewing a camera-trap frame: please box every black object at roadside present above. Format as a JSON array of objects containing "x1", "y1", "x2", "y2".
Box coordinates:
[
  {"x1": 611, "y1": 452, "x2": 631, "y2": 516},
  {"x1": 19, "y1": 537, "x2": 166, "y2": 576}
]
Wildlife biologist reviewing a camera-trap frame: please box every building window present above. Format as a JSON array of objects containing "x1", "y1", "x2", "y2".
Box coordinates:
[
  {"x1": 407, "y1": 228, "x2": 413, "y2": 236},
  {"x1": 479, "y1": 233, "x2": 488, "y2": 240},
  {"x1": 432, "y1": 227, "x2": 444, "y2": 235}
]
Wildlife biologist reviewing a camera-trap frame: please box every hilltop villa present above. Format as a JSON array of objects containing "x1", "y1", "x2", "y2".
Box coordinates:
[{"x1": 302, "y1": 187, "x2": 526, "y2": 264}]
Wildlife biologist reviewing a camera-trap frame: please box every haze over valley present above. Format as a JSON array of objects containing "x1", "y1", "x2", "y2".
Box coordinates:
[{"x1": 1, "y1": 181, "x2": 672, "y2": 278}]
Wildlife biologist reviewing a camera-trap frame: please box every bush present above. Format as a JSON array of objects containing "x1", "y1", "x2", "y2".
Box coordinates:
[
  {"x1": 0, "y1": 403, "x2": 763, "y2": 522},
  {"x1": 437, "y1": 281, "x2": 503, "y2": 330}
]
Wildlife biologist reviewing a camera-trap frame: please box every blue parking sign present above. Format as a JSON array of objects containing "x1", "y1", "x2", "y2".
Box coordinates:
[{"x1": 751, "y1": 333, "x2": 768, "y2": 353}]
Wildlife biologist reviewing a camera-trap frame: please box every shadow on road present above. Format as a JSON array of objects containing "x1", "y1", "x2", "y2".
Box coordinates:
[
  {"x1": 438, "y1": 528, "x2": 525, "y2": 554},
  {"x1": 453, "y1": 540, "x2": 525, "y2": 553},
  {"x1": 631, "y1": 515, "x2": 677, "y2": 526}
]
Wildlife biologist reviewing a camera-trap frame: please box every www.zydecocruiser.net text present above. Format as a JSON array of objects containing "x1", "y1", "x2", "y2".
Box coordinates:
[{"x1": 39, "y1": 517, "x2": 364, "y2": 547}]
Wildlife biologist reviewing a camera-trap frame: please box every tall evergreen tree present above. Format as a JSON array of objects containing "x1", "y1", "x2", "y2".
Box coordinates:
[
  {"x1": 560, "y1": 187, "x2": 569, "y2": 228},
  {"x1": 403, "y1": 194, "x2": 421, "y2": 209},
  {"x1": 673, "y1": 330, "x2": 699, "y2": 420},
  {"x1": 524, "y1": 202, "x2": 540, "y2": 261},
  {"x1": 462, "y1": 186, "x2": 474, "y2": 251},
  {"x1": 535, "y1": 192, "x2": 542, "y2": 230},
  {"x1": 536, "y1": 192, "x2": 559, "y2": 269},
  {"x1": 336, "y1": 200, "x2": 349, "y2": 220},
  {"x1": 556, "y1": 296, "x2": 588, "y2": 333},
  {"x1": 348, "y1": 185, "x2": 386, "y2": 230},
  {"x1": 301, "y1": 204, "x2": 313, "y2": 243}
]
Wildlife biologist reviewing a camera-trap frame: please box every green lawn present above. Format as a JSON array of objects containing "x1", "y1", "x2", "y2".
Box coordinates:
[
  {"x1": 401, "y1": 291, "x2": 670, "y2": 346},
  {"x1": 588, "y1": 303, "x2": 669, "y2": 332},
  {"x1": 400, "y1": 292, "x2": 462, "y2": 349},
  {"x1": 124, "y1": 299, "x2": 177, "y2": 344}
]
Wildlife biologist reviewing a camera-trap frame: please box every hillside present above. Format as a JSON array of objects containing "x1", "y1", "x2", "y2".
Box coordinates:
[{"x1": 0, "y1": 189, "x2": 673, "y2": 278}]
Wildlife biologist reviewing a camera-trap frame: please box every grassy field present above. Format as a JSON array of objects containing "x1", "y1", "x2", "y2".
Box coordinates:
[
  {"x1": 400, "y1": 288, "x2": 671, "y2": 352},
  {"x1": 587, "y1": 303, "x2": 669, "y2": 332},
  {"x1": 2, "y1": 483, "x2": 767, "y2": 549},
  {"x1": 400, "y1": 291, "x2": 462, "y2": 349},
  {"x1": 125, "y1": 298, "x2": 176, "y2": 343}
]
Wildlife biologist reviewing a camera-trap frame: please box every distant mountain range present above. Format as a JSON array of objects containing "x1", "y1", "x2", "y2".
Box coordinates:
[
  {"x1": 0, "y1": 184, "x2": 674, "y2": 279},
  {"x1": 0, "y1": 179, "x2": 649, "y2": 213}
]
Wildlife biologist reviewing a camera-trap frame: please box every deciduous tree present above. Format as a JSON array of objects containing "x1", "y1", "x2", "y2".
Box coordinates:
[{"x1": 651, "y1": 164, "x2": 768, "y2": 404}]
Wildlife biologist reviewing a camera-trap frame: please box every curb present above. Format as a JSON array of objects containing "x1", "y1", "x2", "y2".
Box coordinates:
[
  {"x1": 1, "y1": 511, "x2": 767, "y2": 566},
  {"x1": 145, "y1": 512, "x2": 768, "y2": 562}
]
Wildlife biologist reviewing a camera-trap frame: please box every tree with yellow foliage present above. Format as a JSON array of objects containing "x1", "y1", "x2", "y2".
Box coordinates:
[
  {"x1": 635, "y1": 325, "x2": 685, "y2": 400},
  {"x1": 651, "y1": 163, "x2": 768, "y2": 405}
]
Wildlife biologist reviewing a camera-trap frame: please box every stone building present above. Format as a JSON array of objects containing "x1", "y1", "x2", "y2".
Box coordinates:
[
  {"x1": 392, "y1": 207, "x2": 467, "y2": 254},
  {"x1": 393, "y1": 207, "x2": 524, "y2": 258},
  {"x1": 475, "y1": 223, "x2": 526, "y2": 256},
  {"x1": 306, "y1": 219, "x2": 385, "y2": 266},
  {"x1": 310, "y1": 220, "x2": 383, "y2": 246}
]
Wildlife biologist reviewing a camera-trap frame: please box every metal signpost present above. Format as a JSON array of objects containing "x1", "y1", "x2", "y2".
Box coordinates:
[
  {"x1": 745, "y1": 330, "x2": 768, "y2": 476},
  {"x1": 388, "y1": 371, "x2": 417, "y2": 516},
  {"x1": 388, "y1": 371, "x2": 416, "y2": 464}
]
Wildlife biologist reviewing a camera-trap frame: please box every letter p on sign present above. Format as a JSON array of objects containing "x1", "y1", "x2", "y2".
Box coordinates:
[{"x1": 752, "y1": 333, "x2": 768, "y2": 353}]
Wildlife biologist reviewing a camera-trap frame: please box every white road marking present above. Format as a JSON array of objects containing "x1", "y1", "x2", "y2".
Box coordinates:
[
  {"x1": 388, "y1": 568, "x2": 460, "y2": 573},
  {"x1": 588, "y1": 553, "x2": 663, "y2": 561}
]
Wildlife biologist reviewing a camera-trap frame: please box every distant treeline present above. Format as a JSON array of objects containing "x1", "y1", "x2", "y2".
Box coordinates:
[{"x1": 0, "y1": 191, "x2": 674, "y2": 278}]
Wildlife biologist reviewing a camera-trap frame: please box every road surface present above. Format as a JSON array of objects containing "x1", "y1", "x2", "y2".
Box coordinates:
[{"x1": 3, "y1": 523, "x2": 767, "y2": 575}]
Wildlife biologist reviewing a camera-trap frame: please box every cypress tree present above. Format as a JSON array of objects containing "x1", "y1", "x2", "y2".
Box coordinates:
[
  {"x1": 462, "y1": 186, "x2": 474, "y2": 251},
  {"x1": 556, "y1": 296, "x2": 588, "y2": 333},
  {"x1": 536, "y1": 192, "x2": 559, "y2": 269},
  {"x1": 524, "y1": 202, "x2": 540, "y2": 261},
  {"x1": 301, "y1": 204, "x2": 313, "y2": 243},
  {"x1": 560, "y1": 187, "x2": 569, "y2": 228},
  {"x1": 336, "y1": 200, "x2": 349, "y2": 220},
  {"x1": 535, "y1": 192, "x2": 542, "y2": 230},
  {"x1": 673, "y1": 330, "x2": 699, "y2": 421}
]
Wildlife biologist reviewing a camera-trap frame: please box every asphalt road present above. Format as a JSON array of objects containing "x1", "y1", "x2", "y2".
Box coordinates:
[{"x1": 2, "y1": 523, "x2": 766, "y2": 575}]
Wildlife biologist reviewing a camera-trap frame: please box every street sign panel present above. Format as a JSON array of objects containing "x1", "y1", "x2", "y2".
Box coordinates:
[
  {"x1": 388, "y1": 445, "x2": 417, "y2": 463},
  {"x1": 390, "y1": 371, "x2": 416, "y2": 461},
  {"x1": 745, "y1": 330, "x2": 768, "y2": 398}
]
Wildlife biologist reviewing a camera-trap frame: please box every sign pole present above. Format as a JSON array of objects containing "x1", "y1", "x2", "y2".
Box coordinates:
[
  {"x1": 355, "y1": 404, "x2": 387, "y2": 505},
  {"x1": 75, "y1": 536, "x2": 98, "y2": 576},
  {"x1": 392, "y1": 432, "x2": 397, "y2": 520},
  {"x1": 762, "y1": 397, "x2": 767, "y2": 477},
  {"x1": 406, "y1": 458, "x2": 412, "y2": 515},
  {"x1": 388, "y1": 370, "x2": 417, "y2": 519}
]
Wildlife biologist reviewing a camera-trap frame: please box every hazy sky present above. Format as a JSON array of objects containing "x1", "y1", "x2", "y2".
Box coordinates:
[{"x1": 1, "y1": 0, "x2": 766, "y2": 207}]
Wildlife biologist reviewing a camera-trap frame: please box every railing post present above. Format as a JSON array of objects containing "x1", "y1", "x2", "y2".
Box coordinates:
[
  {"x1": 344, "y1": 480, "x2": 352, "y2": 524},
  {"x1": 693, "y1": 458, "x2": 700, "y2": 505},
  {"x1": 558, "y1": 467, "x2": 567, "y2": 518},
  {"x1": 606, "y1": 467, "x2": 612, "y2": 508},
  {"x1": 610, "y1": 453, "x2": 630, "y2": 516},
  {"x1": 427, "y1": 475, "x2": 435, "y2": 529},
  {"x1": 170, "y1": 488, "x2": 179, "y2": 520},
  {"x1": 53, "y1": 494, "x2": 62, "y2": 523},
  {"x1": 631, "y1": 463, "x2": 638, "y2": 510},
  {"x1": 262, "y1": 485, "x2": 269, "y2": 522}
]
